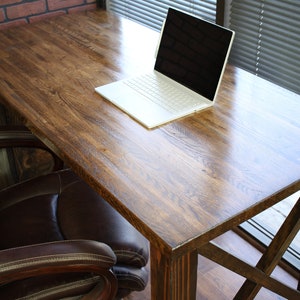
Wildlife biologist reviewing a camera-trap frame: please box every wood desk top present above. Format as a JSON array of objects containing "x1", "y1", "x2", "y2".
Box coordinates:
[{"x1": 1, "y1": 10, "x2": 300, "y2": 257}]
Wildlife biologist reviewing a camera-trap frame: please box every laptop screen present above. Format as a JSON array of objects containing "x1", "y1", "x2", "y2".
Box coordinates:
[{"x1": 154, "y1": 8, "x2": 234, "y2": 101}]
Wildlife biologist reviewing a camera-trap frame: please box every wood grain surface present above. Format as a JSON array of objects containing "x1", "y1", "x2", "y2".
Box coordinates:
[
  {"x1": 1, "y1": 9, "x2": 299, "y2": 255},
  {"x1": 1, "y1": 10, "x2": 300, "y2": 299}
]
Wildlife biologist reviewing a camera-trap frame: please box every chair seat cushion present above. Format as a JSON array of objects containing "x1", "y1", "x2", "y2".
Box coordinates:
[{"x1": 57, "y1": 179, "x2": 149, "y2": 268}]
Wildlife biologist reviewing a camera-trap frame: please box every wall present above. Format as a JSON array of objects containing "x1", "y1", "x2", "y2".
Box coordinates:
[{"x1": 0, "y1": 0, "x2": 99, "y2": 30}]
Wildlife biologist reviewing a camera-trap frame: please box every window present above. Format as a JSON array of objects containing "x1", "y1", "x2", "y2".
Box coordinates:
[
  {"x1": 107, "y1": 0, "x2": 218, "y2": 31},
  {"x1": 229, "y1": 0, "x2": 300, "y2": 94},
  {"x1": 107, "y1": 0, "x2": 300, "y2": 95},
  {"x1": 229, "y1": 0, "x2": 300, "y2": 269}
]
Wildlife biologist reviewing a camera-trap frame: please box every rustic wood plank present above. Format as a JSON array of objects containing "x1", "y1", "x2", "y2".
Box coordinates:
[
  {"x1": 1, "y1": 10, "x2": 300, "y2": 299},
  {"x1": 1, "y1": 10, "x2": 300, "y2": 256}
]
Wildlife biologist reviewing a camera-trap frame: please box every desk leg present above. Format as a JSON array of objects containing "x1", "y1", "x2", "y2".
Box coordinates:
[
  {"x1": 150, "y1": 244, "x2": 198, "y2": 300},
  {"x1": 234, "y1": 196, "x2": 300, "y2": 299},
  {"x1": 198, "y1": 197, "x2": 300, "y2": 299}
]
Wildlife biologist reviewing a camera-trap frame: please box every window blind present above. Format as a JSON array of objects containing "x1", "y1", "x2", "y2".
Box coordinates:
[
  {"x1": 230, "y1": 0, "x2": 300, "y2": 94},
  {"x1": 107, "y1": 0, "x2": 217, "y2": 31}
]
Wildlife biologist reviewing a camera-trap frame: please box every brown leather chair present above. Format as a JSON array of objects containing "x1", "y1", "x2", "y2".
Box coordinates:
[{"x1": 0, "y1": 126, "x2": 149, "y2": 299}]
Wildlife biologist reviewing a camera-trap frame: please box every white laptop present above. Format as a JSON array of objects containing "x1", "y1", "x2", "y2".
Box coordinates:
[{"x1": 95, "y1": 8, "x2": 235, "y2": 129}]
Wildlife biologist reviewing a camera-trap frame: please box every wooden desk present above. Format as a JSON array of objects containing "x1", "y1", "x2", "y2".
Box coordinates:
[{"x1": 1, "y1": 10, "x2": 299, "y2": 299}]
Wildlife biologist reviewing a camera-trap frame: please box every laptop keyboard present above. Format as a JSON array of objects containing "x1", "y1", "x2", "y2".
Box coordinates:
[{"x1": 123, "y1": 73, "x2": 202, "y2": 113}]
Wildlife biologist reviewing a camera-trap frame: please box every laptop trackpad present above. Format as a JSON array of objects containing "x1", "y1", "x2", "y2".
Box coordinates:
[{"x1": 95, "y1": 82, "x2": 173, "y2": 129}]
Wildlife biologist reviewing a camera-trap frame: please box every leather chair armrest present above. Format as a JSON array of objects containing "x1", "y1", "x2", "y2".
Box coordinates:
[
  {"x1": 0, "y1": 125, "x2": 63, "y2": 171},
  {"x1": 0, "y1": 239, "x2": 117, "y2": 284}
]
